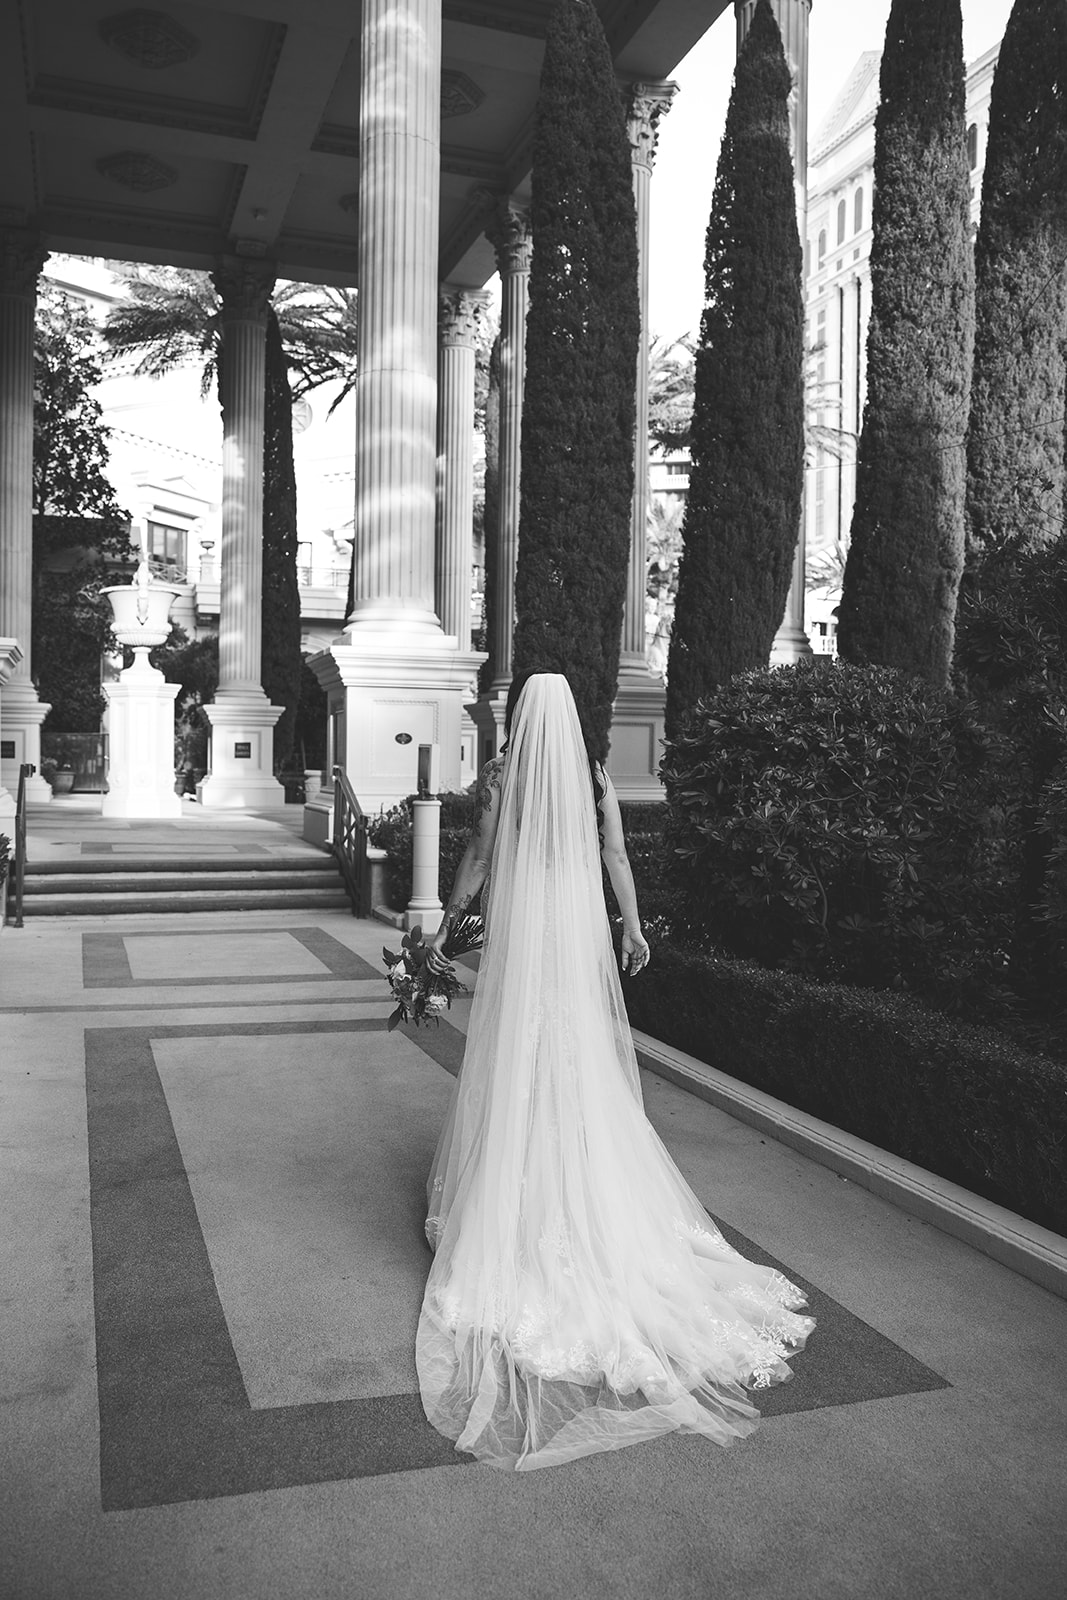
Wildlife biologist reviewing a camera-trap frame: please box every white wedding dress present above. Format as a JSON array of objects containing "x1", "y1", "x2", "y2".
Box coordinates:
[{"x1": 416, "y1": 675, "x2": 813, "y2": 1470}]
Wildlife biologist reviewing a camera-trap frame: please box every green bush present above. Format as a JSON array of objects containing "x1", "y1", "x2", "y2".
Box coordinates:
[
  {"x1": 623, "y1": 939, "x2": 1067, "y2": 1236},
  {"x1": 367, "y1": 793, "x2": 475, "y2": 912},
  {"x1": 661, "y1": 661, "x2": 1011, "y2": 1015},
  {"x1": 0, "y1": 833, "x2": 10, "y2": 884}
]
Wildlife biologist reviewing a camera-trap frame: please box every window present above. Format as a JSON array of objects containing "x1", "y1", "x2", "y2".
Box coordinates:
[
  {"x1": 146, "y1": 521, "x2": 186, "y2": 580},
  {"x1": 837, "y1": 198, "x2": 847, "y2": 245},
  {"x1": 817, "y1": 229, "x2": 827, "y2": 267},
  {"x1": 967, "y1": 122, "x2": 979, "y2": 170},
  {"x1": 854, "y1": 187, "x2": 864, "y2": 233}
]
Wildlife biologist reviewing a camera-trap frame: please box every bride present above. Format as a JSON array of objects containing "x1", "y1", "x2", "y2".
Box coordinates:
[{"x1": 418, "y1": 671, "x2": 813, "y2": 1470}]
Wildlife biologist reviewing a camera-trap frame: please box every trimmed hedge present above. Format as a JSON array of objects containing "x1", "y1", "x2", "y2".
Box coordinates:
[{"x1": 622, "y1": 939, "x2": 1067, "y2": 1236}]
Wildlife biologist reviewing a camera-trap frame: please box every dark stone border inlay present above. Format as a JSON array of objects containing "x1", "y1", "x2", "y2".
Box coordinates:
[
  {"x1": 81, "y1": 926, "x2": 379, "y2": 989},
  {"x1": 87, "y1": 1017, "x2": 946, "y2": 1511}
]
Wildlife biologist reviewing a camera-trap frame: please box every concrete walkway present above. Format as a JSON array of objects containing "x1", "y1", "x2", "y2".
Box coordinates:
[{"x1": 1, "y1": 808, "x2": 1065, "y2": 1600}]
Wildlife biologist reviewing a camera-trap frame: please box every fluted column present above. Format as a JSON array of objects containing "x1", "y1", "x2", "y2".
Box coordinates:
[
  {"x1": 436, "y1": 287, "x2": 490, "y2": 648},
  {"x1": 0, "y1": 231, "x2": 51, "y2": 806},
  {"x1": 622, "y1": 82, "x2": 677, "y2": 669},
  {"x1": 213, "y1": 258, "x2": 273, "y2": 692},
  {"x1": 485, "y1": 203, "x2": 532, "y2": 690},
  {"x1": 198, "y1": 257, "x2": 284, "y2": 808},
  {"x1": 737, "y1": 0, "x2": 813, "y2": 663},
  {"x1": 347, "y1": 0, "x2": 441, "y2": 632}
]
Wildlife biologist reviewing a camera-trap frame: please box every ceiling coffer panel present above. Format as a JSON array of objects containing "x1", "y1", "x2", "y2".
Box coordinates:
[{"x1": 24, "y1": 1, "x2": 286, "y2": 139}]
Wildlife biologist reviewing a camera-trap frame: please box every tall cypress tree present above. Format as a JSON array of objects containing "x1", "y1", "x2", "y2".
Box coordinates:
[
  {"x1": 837, "y1": 0, "x2": 974, "y2": 685},
  {"x1": 965, "y1": 0, "x2": 1067, "y2": 563},
  {"x1": 664, "y1": 0, "x2": 804, "y2": 741},
  {"x1": 260, "y1": 307, "x2": 303, "y2": 769},
  {"x1": 511, "y1": 0, "x2": 639, "y2": 761}
]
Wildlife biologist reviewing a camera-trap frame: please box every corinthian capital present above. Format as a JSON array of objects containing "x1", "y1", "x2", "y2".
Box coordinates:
[
  {"x1": 0, "y1": 230, "x2": 48, "y2": 298},
  {"x1": 485, "y1": 204, "x2": 532, "y2": 278},
  {"x1": 626, "y1": 81, "x2": 679, "y2": 172},
  {"x1": 212, "y1": 256, "x2": 275, "y2": 322},
  {"x1": 439, "y1": 287, "x2": 492, "y2": 348}
]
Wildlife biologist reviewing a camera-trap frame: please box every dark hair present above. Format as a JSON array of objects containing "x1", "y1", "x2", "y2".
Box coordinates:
[{"x1": 503, "y1": 669, "x2": 606, "y2": 832}]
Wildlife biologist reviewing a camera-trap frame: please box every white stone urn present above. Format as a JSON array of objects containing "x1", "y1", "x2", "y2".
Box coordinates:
[{"x1": 100, "y1": 554, "x2": 183, "y2": 818}]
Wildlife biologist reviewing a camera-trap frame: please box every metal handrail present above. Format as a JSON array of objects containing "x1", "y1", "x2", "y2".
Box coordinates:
[
  {"x1": 12, "y1": 762, "x2": 32, "y2": 929},
  {"x1": 331, "y1": 764, "x2": 369, "y2": 917}
]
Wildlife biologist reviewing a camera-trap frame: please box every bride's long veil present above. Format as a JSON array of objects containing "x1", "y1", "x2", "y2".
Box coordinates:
[{"x1": 417, "y1": 674, "x2": 811, "y2": 1470}]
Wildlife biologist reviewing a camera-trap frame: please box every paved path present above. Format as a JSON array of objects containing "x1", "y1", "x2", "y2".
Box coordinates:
[{"x1": 1, "y1": 808, "x2": 1065, "y2": 1600}]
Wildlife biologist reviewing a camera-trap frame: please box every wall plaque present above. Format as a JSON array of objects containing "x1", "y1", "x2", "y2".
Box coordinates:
[
  {"x1": 234, "y1": 741, "x2": 252, "y2": 759},
  {"x1": 0, "y1": 740, "x2": 14, "y2": 760}
]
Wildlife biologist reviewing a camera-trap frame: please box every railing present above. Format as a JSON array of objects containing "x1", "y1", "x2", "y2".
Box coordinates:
[
  {"x1": 12, "y1": 762, "x2": 32, "y2": 929},
  {"x1": 331, "y1": 764, "x2": 369, "y2": 917}
]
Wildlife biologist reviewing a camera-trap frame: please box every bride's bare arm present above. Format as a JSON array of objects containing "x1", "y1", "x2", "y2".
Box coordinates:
[
  {"x1": 599, "y1": 770, "x2": 650, "y2": 973},
  {"x1": 427, "y1": 757, "x2": 503, "y2": 967}
]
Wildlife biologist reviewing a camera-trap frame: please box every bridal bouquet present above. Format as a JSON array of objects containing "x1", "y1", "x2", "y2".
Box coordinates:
[{"x1": 383, "y1": 914, "x2": 484, "y2": 1031}]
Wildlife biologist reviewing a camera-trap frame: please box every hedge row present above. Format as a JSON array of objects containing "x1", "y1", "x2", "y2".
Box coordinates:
[{"x1": 622, "y1": 939, "x2": 1067, "y2": 1235}]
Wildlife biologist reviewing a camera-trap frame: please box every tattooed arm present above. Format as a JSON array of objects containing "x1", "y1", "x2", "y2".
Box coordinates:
[{"x1": 426, "y1": 757, "x2": 503, "y2": 969}]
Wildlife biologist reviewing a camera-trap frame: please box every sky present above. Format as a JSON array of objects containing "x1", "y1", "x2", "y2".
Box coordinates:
[{"x1": 647, "y1": 0, "x2": 1017, "y2": 341}]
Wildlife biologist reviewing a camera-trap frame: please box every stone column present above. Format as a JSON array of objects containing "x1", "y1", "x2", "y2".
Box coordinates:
[
  {"x1": 621, "y1": 82, "x2": 677, "y2": 671},
  {"x1": 304, "y1": 0, "x2": 483, "y2": 833},
  {"x1": 198, "y1": 257, "x2": 285, "y2": 809},
  {"x1": 604, "y1": 86, "x2": 676, "y2": 803},
  {"x1": 347, "y1": 0, "x2": 441, "y2": 632},
  {"x1": 469, "y1": 203, "x2": 532, "y2": 766},
  {"x1": 0, "y1": 231, "x2": 52, "y2": 806},
  {"x1": 436, "y1": 287, "x2": 490, "y2": 647},
  {"x1": 736, "y1": 0, "x2": 814, "y2": 664}
]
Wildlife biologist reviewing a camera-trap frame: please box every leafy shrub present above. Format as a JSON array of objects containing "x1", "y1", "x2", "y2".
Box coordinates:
[
  {"x1": 623, "y1": 939, "x2": 1067, "y2": 1236},
  {"x1": 661, "y1": 661, "x2": 1011, "y2": 1014},
  {"x1": 366, "y1": 793, "x2": 474, "y2": 912},
  {"x1": 0, "y1": 833, "x2": 10, "y2": 884}
]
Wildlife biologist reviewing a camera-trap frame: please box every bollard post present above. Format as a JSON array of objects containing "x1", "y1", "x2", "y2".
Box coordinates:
[{"x1": 405, "y1": 742, "x2": 443, "y2": 932}]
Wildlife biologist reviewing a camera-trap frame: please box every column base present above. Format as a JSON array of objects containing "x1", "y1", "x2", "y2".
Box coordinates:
[
  {"x1": 607, "y1": 665, "x2": 667, "y2": 803},
  {"x1": 770, "y1": 621, "x2": 813, "y2": 666},
  {"x1": 197, "y1": 693, "x2": 286, "y2": 810},
  {"x1": 0, "y1": 638, "x2": 24, "y2": 817},
  {"x1": 305, "y1": 632, "x2": 484, "y2": 815},
  {"x1": 102, "y1": 664, "x2": 183, "y2": 819},
  {"x1": 0, "y1": 672, "x2": 53, "y2": 804}
]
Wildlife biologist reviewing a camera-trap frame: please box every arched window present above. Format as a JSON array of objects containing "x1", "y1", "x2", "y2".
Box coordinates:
[
  {"x1": 967, "y1": 122, "x2": 979, "y2": 169},
  {"x1": 854, "y1": 187, "x2": 864, "y2": 233},
  {"x1": 817, "y1": 228, "x2": 827, "y2": 267},
  {"x1": 837, "y1": 198, "x2": 847, "y2": 245}
]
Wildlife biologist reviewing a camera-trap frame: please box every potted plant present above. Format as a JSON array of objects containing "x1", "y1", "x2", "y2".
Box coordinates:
[{"x1": 51, "y1": 762, "x2": 75, "y2": 794}]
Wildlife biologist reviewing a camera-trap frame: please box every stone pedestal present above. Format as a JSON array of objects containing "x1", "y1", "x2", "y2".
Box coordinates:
[
  {"x1": 200, "y1": 257, "x2": 285, "y2": 809},
  {"x1": 0, "y1": 231, "x2": 51, "y2": 804},
  {"x1": 0, "y1": 636, "x2": 23, "y2": 821},
  {"x1": 102, "y1": 653, "x2": 183, "y2": 819},
  {"x1": 197, "y1": 697, "x2": 289, "y2": 810},
  {"x1": 305, "y1": 638, "x2": 482, "y2": 825}
]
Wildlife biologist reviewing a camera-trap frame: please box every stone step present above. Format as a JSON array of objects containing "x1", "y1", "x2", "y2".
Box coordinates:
[
  {"x1": 28, "y1": 853, "x2": 337, "y2": 877},
  {"x1": 24, "y1": 870, "x2": 343, "y2": 896},
  {"x1": 22, "y1": 886, "x2": 352, "y2": 917}
]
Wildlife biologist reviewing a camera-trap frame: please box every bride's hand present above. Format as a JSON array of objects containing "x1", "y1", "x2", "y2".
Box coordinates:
[
  {"x1": 621, "y1": 929, "x2": 650, "y2": 976},
  {"x1": 426, "y1": 929, "x2": 452, "y2": 975}
]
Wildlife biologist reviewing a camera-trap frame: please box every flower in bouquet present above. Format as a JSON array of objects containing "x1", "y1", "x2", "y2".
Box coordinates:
[{"x1": 382, "y1": 915, "x2": 484, "y2": 1030}]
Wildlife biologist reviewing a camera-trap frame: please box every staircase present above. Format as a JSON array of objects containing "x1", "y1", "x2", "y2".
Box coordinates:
[{"x1": 20, "y1": 852, "x2": 352, "y2": 917}]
